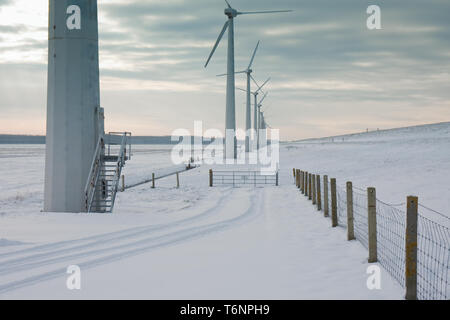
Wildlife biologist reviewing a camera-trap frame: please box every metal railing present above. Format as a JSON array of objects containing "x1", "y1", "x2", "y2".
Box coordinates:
[
  {"x1": 84, "y1": 132, "x2": 131, "y2": 213},
  {"x1": 108, "y1": 133, "x2": 129, "y2": 212},
  {"x1": 84, "y1": 136, "x2": 105, "y2": 212},
  {"x1": 105, "y1": 132, "x2": 132, "y2": 161}
]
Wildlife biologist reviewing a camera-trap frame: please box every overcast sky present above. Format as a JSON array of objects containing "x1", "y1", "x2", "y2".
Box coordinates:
[{"x1": 0, "y1": 0, "x2": 449, "y2": 140}]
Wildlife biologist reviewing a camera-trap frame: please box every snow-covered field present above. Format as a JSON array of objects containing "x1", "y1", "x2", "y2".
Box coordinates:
[{"x1": 0, "y1": 122, "x2": 449, "y2": 299}]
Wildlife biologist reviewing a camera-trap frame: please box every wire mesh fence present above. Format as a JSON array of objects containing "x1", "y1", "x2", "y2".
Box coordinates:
[
  {"x1": 376, "y1": 200, "x2": 406, "y2": 291},
  {"x1": 336, "y1": 185, "x2": 348, "y2": 229},
  {"x1": 416, "y1": 212, "x2": 450, "y2": 300},
  {"x1": 298, "y1": 169, "x2": 450, "y2": 300},
  {"x1": 352, "y1": 189, "x2": 369, "y2": 250}
]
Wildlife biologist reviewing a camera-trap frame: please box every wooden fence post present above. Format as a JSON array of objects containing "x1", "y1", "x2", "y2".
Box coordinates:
[
  {"x1": 297, "y1": 169, "x2": 301, "y2": 189},
  {"x1": 293, "y1": 168, "x2": 296, "y2": 178},
  {"x1": 368, "y1": 187, "x2": 377, "y2": 263},
  {"x1": 294, "y1": 169, "x2": 298, "y2": 187},
  {"x1": 302, "y1": 171, "x2": 305, "y2": 194},
  {"x1": 298, "y1": 170, "x2": 301, "y2": 188},
  {"x1": 331, "y1": 178, "x2": 337, "y2": 227},
  {"x1": 405, "y1": 196, "x2": 418, "y2": 300},
  {"x1": 323, "y1": 175, "x2": 329, "y2": 217},
  {"x1": 312, "y1": 174, "x2": 316, "y2": 205},
  {"x1": 316, "y1": 175, "x2": 321, "y2": 211},
  {"x1": 152, "y1": 173, "x2": 155, "y2": 189},
  {"x1": 121, "y1": 175, "x2": 125, "y2": 192},
  {"x1": 304, "y1": 171, "x2": 308, "y2": 197},
  {"x1": 209, "y1": 169, "x2": 213, "y2": 187},
  {"x1": 346, "y1": 181, "x2": 355, "y2": 240},
  {"x1": 176, "y1": 172, "x2": 180, "y2": 188},
  {"x1": 276, "y1": 171, "x2": 279, "y2": 187},
  {"x1": 299, "y1": 171, "x2": 302, "y2": 192},
  {"x1": 308, "y1": 173, "x2": 312, "y2": 200}
]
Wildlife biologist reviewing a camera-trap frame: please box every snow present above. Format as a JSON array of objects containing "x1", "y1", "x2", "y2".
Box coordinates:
[{"x1": 0, "y1": 122, "x2": 449, "y2": 299}]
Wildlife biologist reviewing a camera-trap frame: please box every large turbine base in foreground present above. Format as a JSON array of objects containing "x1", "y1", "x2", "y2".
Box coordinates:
[{"x1": 45, "y1": 0, "x2": 100, "y2": 212}]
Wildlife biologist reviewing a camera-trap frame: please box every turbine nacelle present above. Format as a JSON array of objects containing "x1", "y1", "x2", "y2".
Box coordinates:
[{"x1": 224, "y1": 8, "x2": 238, "y2": 18}]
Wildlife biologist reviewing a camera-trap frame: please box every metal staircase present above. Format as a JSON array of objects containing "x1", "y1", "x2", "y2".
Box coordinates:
[{"x1": 84, "y1": 132, "x2": 132, "y2": 213}]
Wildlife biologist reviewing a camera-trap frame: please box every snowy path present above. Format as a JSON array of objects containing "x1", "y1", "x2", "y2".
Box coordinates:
[
  {"x1": 0, "y1": 187, "x2": 263, "y2": 296},
  {"x1": 0, "y1": 167, "x2": 403, "y2": 299}
]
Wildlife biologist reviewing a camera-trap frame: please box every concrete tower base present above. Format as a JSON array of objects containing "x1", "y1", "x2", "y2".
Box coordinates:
[{"x1": 44, "y1": 0, "x2": 100, "y2": 212}]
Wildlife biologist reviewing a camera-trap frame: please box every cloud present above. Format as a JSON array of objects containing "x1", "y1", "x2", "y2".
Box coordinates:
[{"x1": 0, "y1": 0, "x2": 449, "y2": 139}]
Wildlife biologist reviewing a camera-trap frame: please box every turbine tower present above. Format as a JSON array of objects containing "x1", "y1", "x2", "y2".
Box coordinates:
[
  {"x1": 218, "y1": 41, "x2": 260, "y2": 153},
  {"x1": 205, "y1": 0, "x2": 292, "y2": 159},
  {"x1": 256, "y1": 91, "x2": 268, "y2": 149},
  {"x1": 237, "y1": 77, "x2": 269, "y2": 151},
  {"x1": 45, "y1": 0, "x2": 101, "y2": 212},
  {"x1": 259, "y1": 111, "x2": 268, "y2": 149}
]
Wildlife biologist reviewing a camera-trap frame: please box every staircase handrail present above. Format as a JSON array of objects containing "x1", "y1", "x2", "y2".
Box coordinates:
[
  {"x1": 109, "y1": 132, "x2": 128, "y2": 212},
  {"x1": 84, "y1": 136, "x2": 104, "y2": 212}
]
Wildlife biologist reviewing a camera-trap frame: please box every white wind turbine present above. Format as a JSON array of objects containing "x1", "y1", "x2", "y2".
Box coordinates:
[
  {"x1": 218, "y1": 41, "x2": 260, "y2": 153},
  {"x1": 260, "y1": 104, "x2": 273, "y2": 129},
  {"x1": 256, "y1": 91, "x2": 268, "y2": 148},
  {"x1": 237, "y1": 77, "x2": 269, "y2": 150},
  {"x1": 259, "y1": 111, "x2": 269, "y2": 149},
  {"x1": 204, "y1": 0, "x2": 292, "y2": 159}
]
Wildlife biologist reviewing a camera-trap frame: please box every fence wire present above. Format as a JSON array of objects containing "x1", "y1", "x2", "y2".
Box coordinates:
[
  {"x1": 416, "y1": 212, "x2": 450, "y2": 300},
  {"x1": 352, "y1": 189, "x2": 369, "y2": 250},
  {"x1": 376, "y1": 200, "x2": 406, "y2": 290},
  {"x1": 336, "y1": 185, "x2": 348, "y2": 229},
  {"x1": 313, "y1": 175, "x2": 449, "y2": 300}
]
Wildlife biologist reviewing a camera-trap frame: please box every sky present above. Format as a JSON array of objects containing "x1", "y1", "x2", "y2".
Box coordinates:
[{"x1": 0, "y1": 0, "x2": 449, "y2": 140}]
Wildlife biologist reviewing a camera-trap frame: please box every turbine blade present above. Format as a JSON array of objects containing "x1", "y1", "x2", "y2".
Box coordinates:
[
  {"x1": 225, "y1": 0, "x2": 232, "y2": 9},
  {"x1": 250, "y1": 74, "x2": 260, "y2": 88},
  {"x1": 250, "y1": 75, "x2": 268, "y2": 96},
  {"x1": 237, "y1": 10, "x2": 293, "y2": 15},
  {"x1": 260, "y1": 78, "x2": 271, "y2": 89},
  {"x1": 216, "y1": 70, "x2": 247, "y2": 77},
  {"x1": 205, "y1": 20, "x2": 230, "y2": 68},
  {"x1": 259, "y1": 92, "x2": 268, "y2": 104},
  {"x1": 236, "y1": 87, "x2": 247, "y2": 92},
  {"x1": 248, "y1": 40, "x2": 260, "y2": 69},
  {"x1": 256, "y1": 77, "x2": 271, "y2": 93}
]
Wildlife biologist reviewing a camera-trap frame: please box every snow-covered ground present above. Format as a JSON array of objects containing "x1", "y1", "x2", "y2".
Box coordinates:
[{"x1": 0, "y1": 122, "x2": 449, "y2": 299}]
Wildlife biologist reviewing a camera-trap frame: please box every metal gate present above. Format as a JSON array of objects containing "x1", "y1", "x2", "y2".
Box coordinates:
[{"x1": 211, "y1": 170, "x2": 279, "y2": 187}]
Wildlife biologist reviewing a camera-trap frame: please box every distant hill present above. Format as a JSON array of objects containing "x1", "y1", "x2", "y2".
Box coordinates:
[
  {"x1": 0, "y1": 135, "x2": 45, "y2": 144},
  {"x1": 288, "y1": 121, "x2": 450, "y2": 143},
  {"x1": 0, "y1": 135, "x2": 217, "y2": 145}
]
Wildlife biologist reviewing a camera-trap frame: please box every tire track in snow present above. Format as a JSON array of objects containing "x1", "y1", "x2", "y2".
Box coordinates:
[
  {"x1": 0, "y1": 188, "x2": 264, "y2": 295},
  {"x1": 0, "y1": 188, "x2": 234, "y2": 265}
]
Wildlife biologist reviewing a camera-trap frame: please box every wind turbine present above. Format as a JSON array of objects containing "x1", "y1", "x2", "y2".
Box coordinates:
[
  {"x1": 256, "y1": 91, "x2": 268, "y2": 148},
  {"x1": 259, "y1": 110, "x2": 270, "y2": 149},
  {"x1": 237, "y1": 77, "x2": 269, "y2": 151},
  {"x1": 204, "y1": 0, "x2": 292, "y2": 159},
  {"x1": 260, "y1": 101, "x2": 274, "y2": 130},
  {"x1": 218, "y1": 41, "x2": 260, "y2": 153}
]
